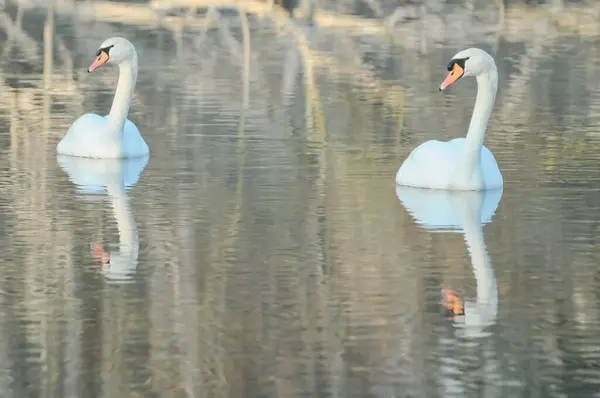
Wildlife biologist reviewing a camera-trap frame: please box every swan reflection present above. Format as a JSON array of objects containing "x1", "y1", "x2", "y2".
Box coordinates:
[
  {"x1": 58, "y1": 155, "x2": 147, "y2": 283},
  {"x1": 396, "y1": 186, "x2": 502, "y2": 338}
]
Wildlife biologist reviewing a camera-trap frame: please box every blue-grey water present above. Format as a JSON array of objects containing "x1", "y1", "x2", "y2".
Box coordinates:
[{"x1": 0, "y1": 1, "x2": 599, "y2": 397}]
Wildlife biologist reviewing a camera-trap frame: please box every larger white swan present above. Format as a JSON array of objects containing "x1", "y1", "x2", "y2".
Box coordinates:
[
  {"x1": 397, "y1": 186, "x2": 501, "y2": 338},
  {"x1": 58, "y1": 155, "x2": 148, "y2": 282},
  {"x1": 57, "y1": 37, "x2": 149, "y2": 159},
  {"x1": 396, "y1": 48, "x2": 502, "y2": 191}
]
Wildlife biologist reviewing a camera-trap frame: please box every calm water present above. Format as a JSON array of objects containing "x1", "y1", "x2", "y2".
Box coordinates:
[{"x1": 1, "y1": 2, "x2": 600, "y2": 397}]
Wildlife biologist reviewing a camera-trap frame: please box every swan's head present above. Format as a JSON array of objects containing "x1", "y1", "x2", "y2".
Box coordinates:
[
  {"x1": 87, "y1": 37, "x2": 136, "y2": 73},
  {"x1": 439, "y1": 48, "x2": 496, "y2": 91}
]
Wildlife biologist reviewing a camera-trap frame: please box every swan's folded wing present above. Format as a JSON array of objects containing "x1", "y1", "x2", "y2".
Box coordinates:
[
  {"x1": 396, "y1": 140, "x2": 459, "y2": 188},
  {"x1": 57, "y1": 114, "x2": 108, "y2": 157}
]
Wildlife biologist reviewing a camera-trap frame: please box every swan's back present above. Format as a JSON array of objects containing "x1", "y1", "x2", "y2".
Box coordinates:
[
  {"x1": 57, "y1": 114, "x2": 149, "y2": 159},
  {"x1": 396, "y1": 138, "x2": 502, "y2": 190}
]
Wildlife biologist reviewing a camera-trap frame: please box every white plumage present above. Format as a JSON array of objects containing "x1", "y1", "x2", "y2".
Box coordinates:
[{"x1": 396, "y1": 48, "x2": 503, "y2": 191}]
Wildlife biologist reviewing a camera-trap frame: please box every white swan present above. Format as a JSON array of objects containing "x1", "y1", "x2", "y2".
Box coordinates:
[
  {"x1": 57, "y1": 37, "x2": 149, "y2": 159},
  {"x1": 58, "y1": 154, "x2": 148, "y2": 282},
  {"x1": 397, "y1": 186, "x2": 501, "y2": 338},
  {"x1": 396, "y1": 48, "x2": 502, "y2": 191}
]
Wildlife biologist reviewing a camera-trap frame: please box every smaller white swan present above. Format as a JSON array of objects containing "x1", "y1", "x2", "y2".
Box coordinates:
[
  {"x1": 396, "y1": 48, "x2": 502, "y2": 191},
  {"x1": 58, "y1": 154, "x2": 148, "y2": 283},
  {"x1": 57, "y1": 37, "x2": 149, "y2": 159}
]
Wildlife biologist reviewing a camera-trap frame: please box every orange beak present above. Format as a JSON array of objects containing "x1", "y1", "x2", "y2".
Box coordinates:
[
  {"x1": 88, "y1": 51, "x2": 109, "y2": 73},
  {"x1": 91, "y1": 242, "x2": 109, "y2": 264},
  {"x1": 439, "y1": 63, "x2": 464, "y2": 91},
  {"x1": 442, "y1": 288, "x2": 464, "y2": 317}
]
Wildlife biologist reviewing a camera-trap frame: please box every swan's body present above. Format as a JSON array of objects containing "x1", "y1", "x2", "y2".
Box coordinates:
[
  {"x1": 57, "y1": 37, "x2": 149, "y2": 159},
  {"x1": 396, "y1": 48, "x2": 503, "y2": 191},
  {"x1": 58, "y1": 155, "x2": 147, "y2": 282},
  {"x1": 397, "y1": 186, "x2": 501, "y2": 337}
]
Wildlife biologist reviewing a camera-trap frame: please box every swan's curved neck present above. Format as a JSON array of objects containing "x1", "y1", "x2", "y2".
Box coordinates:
[
  {"x1": 107, "y1": 53, "x2": 138, "y2": 141},
  {"x1": 105, "y1": 183, "x2": 138, "y2": 257},
  {"x1": 455, "y1": 67, "x2": 498, "y2": 186}
]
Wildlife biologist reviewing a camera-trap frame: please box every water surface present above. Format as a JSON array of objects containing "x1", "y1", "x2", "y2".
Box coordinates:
[{"x1": 0, "y1": 3, "x2": 599, "y2": 397}]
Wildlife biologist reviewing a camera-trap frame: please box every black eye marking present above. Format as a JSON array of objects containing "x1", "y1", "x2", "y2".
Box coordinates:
[
  {"x1": 95, "y1": 44, "x2": 114, "y2": 57},
  {"x1": 447, "y1": 57, "x2": 469, "y2": 71}
]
